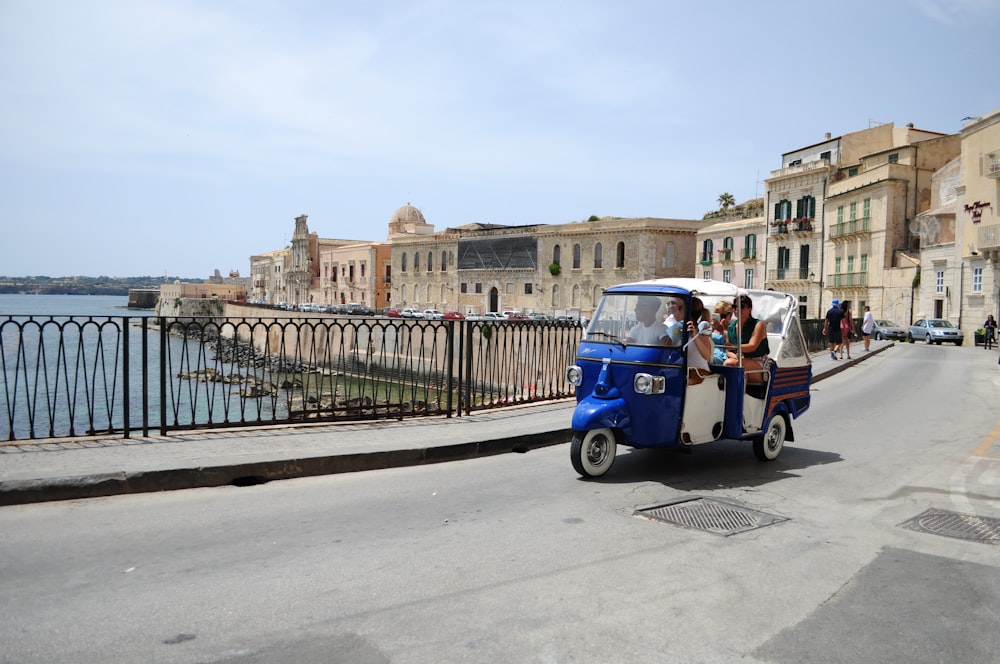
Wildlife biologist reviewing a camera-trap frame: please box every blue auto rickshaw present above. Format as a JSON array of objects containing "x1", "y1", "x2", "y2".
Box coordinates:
[{"x1": 566, "y1": 279, "x2": 811, "y2": 477}]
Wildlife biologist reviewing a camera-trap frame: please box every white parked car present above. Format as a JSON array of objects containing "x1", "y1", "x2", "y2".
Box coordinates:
[
  {"x1": 422, "y1": 309, "x2": 444, "y2": 320},
  {"x1": 401, "y1": 308, "x2": 423, "y2": 319}
]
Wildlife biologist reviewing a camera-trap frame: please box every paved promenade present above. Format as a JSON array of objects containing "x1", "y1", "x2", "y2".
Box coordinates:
[{"x1": 0, "y1": 342, "x2": 894, "y2": 506}]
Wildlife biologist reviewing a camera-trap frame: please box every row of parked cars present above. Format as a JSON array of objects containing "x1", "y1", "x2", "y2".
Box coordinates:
[
  {"x1": 858, "y1": 318, "x2": 965, "y2": 345},
  {"x1": 383, "y1": 308, "x2": 580, "y2": 323}
]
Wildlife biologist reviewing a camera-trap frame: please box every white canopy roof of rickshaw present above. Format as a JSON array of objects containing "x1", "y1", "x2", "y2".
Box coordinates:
[{"x1": 607, "y1": 277, "x2": 744, "y2": 298}]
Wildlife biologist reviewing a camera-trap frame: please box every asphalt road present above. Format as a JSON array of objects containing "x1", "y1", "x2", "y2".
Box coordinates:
[{"x1": 1, "y1": 344, "x2": 998, "y2": 663}]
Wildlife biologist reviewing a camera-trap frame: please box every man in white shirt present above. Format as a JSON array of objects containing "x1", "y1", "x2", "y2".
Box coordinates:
[{"x1": 626, "y1": 296, "x2": 669, "y2": 345}]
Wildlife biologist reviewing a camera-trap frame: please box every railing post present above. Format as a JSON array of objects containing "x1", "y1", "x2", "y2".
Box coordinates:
[
  {"x1": 141, "y1": 316, "x2": 149, "y2": 437},
  {"x1": 445, "y1": 320, "x2": 454, "y2": 418},
  {"x1": 122, "y1": 317, "x2": 130, "y2": 438},
  {"x1": 159, "y1": 317, "x2": 167, "y2": 436}
]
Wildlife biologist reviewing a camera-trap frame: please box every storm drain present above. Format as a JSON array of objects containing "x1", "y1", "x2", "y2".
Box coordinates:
[
  {"x1": 899, "y1": 508, "x2": 1000, "y2": 546},
  {"x1": 635, "y1": 497, "x2": 786, "y2": 537}
]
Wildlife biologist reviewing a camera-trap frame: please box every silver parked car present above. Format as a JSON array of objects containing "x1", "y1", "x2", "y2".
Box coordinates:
[
  {"x1": 907, "y1": 318, "x2": 964, "y2": 345},
  {"x1": 872, "y1": 319, "x2": 905, "y2": 340}
]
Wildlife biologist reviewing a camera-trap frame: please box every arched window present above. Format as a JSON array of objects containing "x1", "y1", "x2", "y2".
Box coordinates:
[
  {"x1": 553, "y1": 245, "x2": 561, "y2": 265},
  {"x1": 441, "y1": 251, "x2": 447, "y2": 271},
  {"x1": 572, "y1": 244, "x2": 581, "y2": 269},
  {"x1": 592, "y1": 285, "x2": 602, "y2": 306},
  {"x1": 440, "y1": 285, "x2": 447, "y2": 301},
  {"x1": 401, "y1": 285, "x2": 407, "y2": 302},
  {"x1": 664, "y1": 242, "x2": 675, "y2": 268},
  {"x1": 401, "y1": 253, "x2": 408, "y2": 272},
  {"x1": 427, "y1": 252, "x2": 433, "y2": 272},
  {"x1": 551, "y1": 284, "x2": 560, "y2": 307},
  {"x1": 616, "y1": 241, "x2": 625, "y2": 268},
  {"x1": 426, "y1": 284, "x2": 432, "y2": 302},
  {"x1": 571, "y1": 283, "x2": 580, "y2": 306},
  {"x1": 594, "y1": 242, "x2": 603, "y2": 269},
  {"x1": 413, "y1": 252, "x2": 420, "y2": 271}
]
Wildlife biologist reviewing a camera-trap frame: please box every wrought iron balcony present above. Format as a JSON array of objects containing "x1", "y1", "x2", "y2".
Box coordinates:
[
  {"x1": 831, "y1": 217, "x2": 871, "y2": 238},
  {"x1": 826, "y1": 271, "x2": 869, "y2": 288}
]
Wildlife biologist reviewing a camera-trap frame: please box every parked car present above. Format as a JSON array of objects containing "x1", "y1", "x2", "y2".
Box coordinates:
[
  {"x1": 907, "y1": 318, "x2": 964, "y2": 345},
  {"x1": 482, "y1": 312, "x2": 505, "y2": 321},
  {"x1": 384, "y1": 307, "x2": 402, "y2": 318},
  {"x1": 528, "y1": 313, "x2": 551, "y2": 321},
  {"x1": 422, "y1": 309, "x2": 445, "y2": 320},
  {"x1": 872, "y1": 319, "x2": 905, "y2": 340},
  {"x1": 401, "y1": 308, "x2": 423, "y2": 319},
  {"x1": 346, "y1": 303, "x2": 374, "y2": 316},
  {"x1": 443, "y1": 311, "x2": 466, "y2": 320}
]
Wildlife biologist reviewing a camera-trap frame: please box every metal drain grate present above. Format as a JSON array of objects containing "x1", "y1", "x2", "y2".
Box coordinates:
[
  {"x1": 635, "y1": 497, "x2": 786, "y2": 536},
  {"x1": 899, "y1": 508, "x2": 1000, "y2": 546}
]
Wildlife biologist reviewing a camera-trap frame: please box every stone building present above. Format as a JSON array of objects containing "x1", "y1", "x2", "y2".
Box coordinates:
[
  {"x1": 695, "y1": 213, "x2": 767, "y2": 299},
  {"x1": 763, "y1": 123, "x2": 959, "y2": 322},
  {"x1": 386, "y1": 204, "x2": 707, "y2": 317},
  {"x1": 911, "y1": 108, "x2": 1000, "y2": 337}
]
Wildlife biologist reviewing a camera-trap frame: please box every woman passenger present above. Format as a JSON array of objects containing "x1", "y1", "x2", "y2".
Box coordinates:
[
  {"x1": 723, "y1": 294, "x2": 769, "y2": 384},
  {"x1": 686, "y1": 297, "x2": 713, "y2": 384}
]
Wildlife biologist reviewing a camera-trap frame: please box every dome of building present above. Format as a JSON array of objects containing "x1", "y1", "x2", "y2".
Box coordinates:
[{"x1": 390, "y1": 202, "x2": 426, "y2": 226}]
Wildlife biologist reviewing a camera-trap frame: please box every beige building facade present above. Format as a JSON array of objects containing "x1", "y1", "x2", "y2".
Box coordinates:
[
  {"x1": 763, "y1": 123, "x2": 958, "y2": 323},
  {"x1": 386, "y1": 204, "x2": 707, "y2": 317}
]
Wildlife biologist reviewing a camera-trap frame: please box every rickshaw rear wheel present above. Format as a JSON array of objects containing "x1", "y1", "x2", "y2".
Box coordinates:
[
  {"x1": 753, "y1": 415, "x2": 786, "y2": 461},
  {"x1": 571, "y1": 428, "x2": 617, "y2": 478}
]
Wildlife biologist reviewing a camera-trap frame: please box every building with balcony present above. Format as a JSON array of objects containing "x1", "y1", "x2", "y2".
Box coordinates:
[
  {"x1": 764, "y1": 123, "x2": 958, "y2": 320},
  {"x1": 695, "y1": 213, "x2": 767, "y2": 291},
  {"x1": 912, "y1": 108, "x2": 1000, "y2": 337}
]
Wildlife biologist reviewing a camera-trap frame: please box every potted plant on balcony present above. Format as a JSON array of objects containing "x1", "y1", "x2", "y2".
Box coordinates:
[{"x1": 974, "y1": 328, "x2": 986, "y2": 346}]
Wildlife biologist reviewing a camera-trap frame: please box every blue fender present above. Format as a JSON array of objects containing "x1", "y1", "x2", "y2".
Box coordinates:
[{"x1": 571, "y1": 395, "x2": 631, "y2": 434}]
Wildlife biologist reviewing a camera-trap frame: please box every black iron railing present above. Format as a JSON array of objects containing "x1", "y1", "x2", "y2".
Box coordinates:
[{"x1": 1, "y1": 315, "x2": 582, "y2": 441}]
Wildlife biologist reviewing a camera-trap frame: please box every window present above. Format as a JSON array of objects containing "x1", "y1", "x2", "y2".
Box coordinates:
[
  {"x1": 616, "y1": 241, "x2": 625, "y2": 268},
  {"x1": 349, "y1": 264, "x2": 355, "y2": 281},
  {"x1": 551, "y1": 284, "x2": 560, "y2": 307},
  {"x1": 701, "y1": 239, "x2": 713, "y2": 262},
  {"x1": 820, "y1": 150, "x2": 831, "y2": 160},
  {"x1": 441, "y1": 251, "x2": 447, "y2": 272},
  {"x1": 744, "y1": 234, "x2": 757, "y2": 259},
  {"x1": 973, "y1": 266, "x2": 983, "y2": 293},
  {"x1": 744, "y1": 269, "x2": 754, "y2": 289},
  {"x1": 723, "y1": 269, "x2": 731, "y2": 283},
  {"x1": 594, "y1": 242, "x2": 603, "y2": 269},
  {"x1": 796, "y1": 195, "x2": 816, "y2": 219},
  {"x1": 460, "y1": 282, "x2": 467, "y2": 293},
  {"x1": 415, "y1": 252, "x2": 421, "y2": 271},
  {"x1": 849, "y1": 202, "x2": 857, "y2": 221},
  {"x1": 837, "y1": 206, "x2": 844, "y2": 224},
  {"x1": 863, "y1": 198, "x2": 871, "y2": 221},
  {"x1": 935, "y1": 270, "x2": 945, "y2": 294},
  {"x1": 799, "y1": 245, "x2": 810, "y2": 279},
  {"x1": 524, "y1": 283, "x2": 533, "y2": 294},
  {"x1": 703, "y1": 270, "x2": 710, "y2": 280},
  {"x1": 553, "y1": 245, "x2": 561, "y2": 265},
  {"x1": 848, "y1": 167, "x2": 859, "y2": 176},
  {"x1": 888, "y1": 153, "x2": 899, "y2": 164},
  {"x1": 426, "y1": 252, "x2": 433, "y2": 272},
  {"x1": 774, "y1": 199, "x2": 792, "y2": 221},
  {"x1": 475, "y1": 283, "x2": 482, "y2": 294},
  {"x1": 860, "y1": 254, "x2": 868, "y2": 273},
  {"x1": 401, "y1": 253, "x2": 407, "y2": 272},
  {"x1": 835, "y1": 257, "x2": 842, "y2": 273},
  {"x1": 847, "y1": 256, "x2": 855, "y2": 273},
  {"x1": 572, "y1": 244, "x2": 581, "y2": 269},
  {"x1": 664, "y1": 242, "x2": 676, "y2": 268},
  {"x1": 777, "y1": 246, "x2": 790, "y2": 270}
]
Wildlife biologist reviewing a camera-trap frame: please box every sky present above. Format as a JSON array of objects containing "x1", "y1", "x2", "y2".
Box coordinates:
[{"x1": 1, "y1": 0, "x2": 998, "y2": 279}]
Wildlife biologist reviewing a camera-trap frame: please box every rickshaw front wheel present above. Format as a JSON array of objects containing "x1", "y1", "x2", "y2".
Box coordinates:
[
  {"x1": 571, "y1": 428, "x2": 617, "y2": 478},
  {"x1": 753, "y1": 415, "x2": 786, "y2": 461}
]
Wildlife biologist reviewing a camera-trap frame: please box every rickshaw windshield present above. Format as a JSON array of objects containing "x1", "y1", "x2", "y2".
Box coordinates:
[{"x1": 586, "y1": 292, "x2": 686, "y2": 347}]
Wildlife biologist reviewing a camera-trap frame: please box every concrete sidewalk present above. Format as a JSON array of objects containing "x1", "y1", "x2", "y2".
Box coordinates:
[{"x1": 0, "y1": 341, "x2": 895, "y2": 506}]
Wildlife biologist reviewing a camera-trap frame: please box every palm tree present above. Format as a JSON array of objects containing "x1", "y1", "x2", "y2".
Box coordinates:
[{"x1": 718, "y1": 193, "x2": 735, "y2": 211}]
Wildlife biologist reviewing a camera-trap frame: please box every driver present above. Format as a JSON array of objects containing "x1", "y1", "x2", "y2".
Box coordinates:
[{"x1": 626, "y1": 296, "x2": 669, "y2": 345}]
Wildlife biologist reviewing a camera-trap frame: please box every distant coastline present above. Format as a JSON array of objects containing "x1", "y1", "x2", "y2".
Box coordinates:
[{"x1": 0, "y1": 275, "x2": 200, "y2": 297}]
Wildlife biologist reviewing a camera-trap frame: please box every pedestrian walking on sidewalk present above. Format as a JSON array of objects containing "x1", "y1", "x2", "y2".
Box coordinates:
[
  {"x1": 984, "y1": 314, "x2": 997, "y2": 350},
  {"x1": 839, "y1": 301, "x2": 853, "y2": 359},
  {"x1": 861, "y1": 305, "x2": 874, "y2": 352},
  {"x1": 823, "y1": 299, "x2": 845, "y2": 361}
]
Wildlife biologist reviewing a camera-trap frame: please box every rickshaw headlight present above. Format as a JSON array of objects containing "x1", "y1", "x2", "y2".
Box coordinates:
[
  {"x1": 566, "y1": 365, "x2": 583, "y2": 386},
  {"x1": 634, "y1": 373, "x2": 665, "y2": 395}
]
